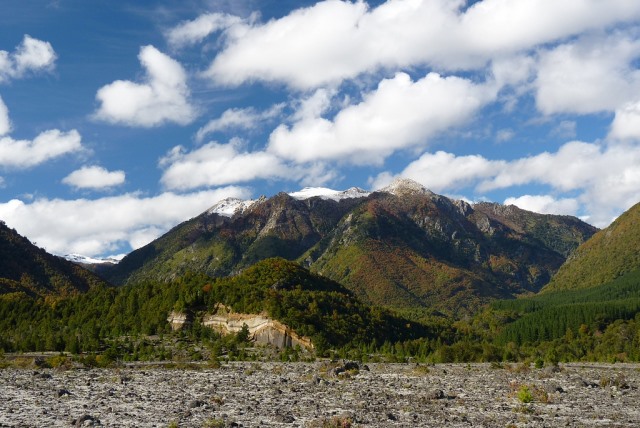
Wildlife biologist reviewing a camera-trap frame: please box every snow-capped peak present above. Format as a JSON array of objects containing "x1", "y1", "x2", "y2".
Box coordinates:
[
  {"x1": 64, "y1": 253, "x2": 122, "y2": 265},
  {"x1": 379, "y1": 178, "x2": 433, "y2": 197},
  {"x1": 207, "y1": 197, "x2": 257, "y2": 217},
  {"x1": 288, "y1": 187, "x2": 370, "y2": 201}
]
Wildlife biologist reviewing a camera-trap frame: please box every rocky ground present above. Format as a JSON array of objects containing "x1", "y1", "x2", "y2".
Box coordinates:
[{"x1": 1, "y1": 361, "x2": 640, "y2": 427}]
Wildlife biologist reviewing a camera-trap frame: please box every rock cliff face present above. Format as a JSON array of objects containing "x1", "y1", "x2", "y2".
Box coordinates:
[
  {"x1": 167, "y1": 311, "x2": 191, "y2": 331},
  {"x1": 168, "y1": 305, "x2": 313, "y2": 349},
  {"x1": 203, "y1": 313, "x2": 313, "y2": 350}
]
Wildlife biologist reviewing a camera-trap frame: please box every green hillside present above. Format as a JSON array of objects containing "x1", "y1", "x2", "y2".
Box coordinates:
[
  {"x1": 0, "y1": 258, "x2": 429, "y2": 354},
  {"x1": 494, "y1": 269, "x2": 640, "y2": 345},
  {"x1": 198, "y1": 258, "x2": 429, "y2": 351},
  {"x1": 543, "y1": 201, "x2": 640, "y2": 292}
]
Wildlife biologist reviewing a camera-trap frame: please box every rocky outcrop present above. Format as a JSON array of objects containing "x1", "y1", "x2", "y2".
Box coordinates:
[
  {"x1": 166, "y1": 311, "x2": 191, "y2": 331},
  {"x1": 203, "y1": 307, "x2": 313, "y2": 350}
]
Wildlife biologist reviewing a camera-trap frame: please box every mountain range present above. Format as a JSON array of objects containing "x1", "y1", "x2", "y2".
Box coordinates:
[
  {"x1": 99, "y1": 179, "x2": 597, "y2": 315},
  {"x1": 4, "y1": 178, "x2": 640, "y2": 359}
]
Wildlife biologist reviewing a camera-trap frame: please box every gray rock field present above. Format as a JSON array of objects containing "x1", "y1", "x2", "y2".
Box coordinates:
[{"x1": 1, "y1": 362, "x2": 639, "y2": 427}]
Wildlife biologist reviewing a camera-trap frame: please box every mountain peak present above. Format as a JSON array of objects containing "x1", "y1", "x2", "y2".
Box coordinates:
[{"x1": 380, "y1": 178, "x2": 433, "y2": 197}]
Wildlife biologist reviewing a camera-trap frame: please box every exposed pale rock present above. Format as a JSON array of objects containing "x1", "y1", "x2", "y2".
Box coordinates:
[
  {"x1": 203, "y1": 311, "x2": 313, "y2": 350},
  {"x1": 166, "y1": 311, "x2": 190, "y2": 331}
]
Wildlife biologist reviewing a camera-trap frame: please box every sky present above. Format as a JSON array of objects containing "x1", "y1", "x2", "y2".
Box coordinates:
[{"x1": 1, "y1": 0, "x2": 640, "y2": 259}]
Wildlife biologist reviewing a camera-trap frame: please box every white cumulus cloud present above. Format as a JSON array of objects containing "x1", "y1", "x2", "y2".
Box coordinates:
[
  {"x1": 268, "y1": 72, "x2": 496, "y2": 164},
  {"x1": 0, "y1": 187, "x2": 250, "y2": 257},
  {"x1": 0, "y1": 35, "x2": 56, "y2": 83},
  {"x1": 94, "y1": 45, "x2": 196, "y2": 127},
  {"x1": 0, "y1": 96, "x2": 10, "y2": 136},
  {"x1": 62, "y1": 165, "x2": 126, "y2": 190},
  {"x1": 503, "y1": 195, "x2": 580, "y2": 216},
  {"x1": 535, "y1": 33, "x2": 640, "y2": 115},
  {"x1": 550, "y1": 120, "x2": 577, "y2": 139},
  {"x1": 166, "y1": 12, "x2": 243, "y2": 48},
  {"x1": 195, "y1": 103, "x2": 284, "y2": 142},
  {"x1": 479, "y1": 141, "x2": 617, "y2": 193},
  {"x1": 160, "y1": 139, "x2": 293, "y2": 190},
  {"x1": 610, "y1": 101, "x2": 640, "y2": 140},
  {"x1": 203, "y1": 0, "x2": 640, "y2": 88},
  {"x1": 0, "y1": 129, "x2": 83, "y2": 168},
  {"x1": 0, "y1": 90, "x2": 84, "y2": 171},
  {"x1": 371, "y1": 151, "x2": 503, "y2": 193}
]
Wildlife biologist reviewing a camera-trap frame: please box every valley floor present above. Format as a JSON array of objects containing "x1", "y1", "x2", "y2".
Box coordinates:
[{"x1": 1, "y1": 362, "x2": 639, "y2": 427}]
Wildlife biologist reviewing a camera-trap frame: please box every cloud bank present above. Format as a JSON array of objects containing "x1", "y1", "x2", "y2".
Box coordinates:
[
  {"x1": 269, "y1": 72, "x2": 496, "y2": 164},
  {"x1": 160, "y1": 139, "x2": 292, "y2": 190},
  {"x1": 203, "y1": 0, "x2": 640, "y2": 88},
  {"x1": 0, "y1": 96, "x2": 10, "y2": 136},
  {"x1": 0, "y1": 187, "x2": 250, "y2": 257},
  {"x1": 195, "y1": 104, "x2": 284, "y2": 142},
  {"x1": 166, "y1": 12, "x2": 242, "y2": 48},
  {"x1": 373, "y1": 140, "x2": 640, "y2": 227}
]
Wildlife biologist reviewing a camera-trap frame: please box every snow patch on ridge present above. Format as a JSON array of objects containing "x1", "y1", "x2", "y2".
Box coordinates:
[
  {"x1": 209, "y1": 187, "x2": 369, "y2": 218},
  {"x1": 288, "y1": 187, "x2": 370, "y2": 201},
  {"x1": 379, "y1": 178, "x2": 433, "y2": 197},
  {"x1": 207, "y1": 197, "x2": 257, "y2": 217}
]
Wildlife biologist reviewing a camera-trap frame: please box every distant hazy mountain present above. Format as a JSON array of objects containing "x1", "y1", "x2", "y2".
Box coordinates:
[
  {"x1": 102, "y1": 179, "x2": 596, "y2": 315},
  {"x1": 0, "y1": 221, "x2": 109, "y2": 297},
  {"x1": 543, "y1": 201, "x2": 640, "y2": 292}
]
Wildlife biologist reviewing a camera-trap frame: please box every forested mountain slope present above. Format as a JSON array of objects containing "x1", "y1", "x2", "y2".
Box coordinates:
[
  {"x1": 0, "y1": 258, "x2": 428, "y2": 354},
  {"x1": 104, "y1": 192, "x2": 363, "y2": 285},
  {"x1": 305, "y1": 182, "x2": 597, "y2": 314},
  {"x1": 0, "y1": 221, "x2": 109, "y2": 297},
  {"x1": 543, "y1": 201, "x2": 640, "y2": 292}
]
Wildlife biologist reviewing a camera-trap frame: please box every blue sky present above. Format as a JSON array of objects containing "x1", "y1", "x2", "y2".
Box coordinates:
[{"x1": 1, "y1": 0, "x2": 640, "y2": 258}]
